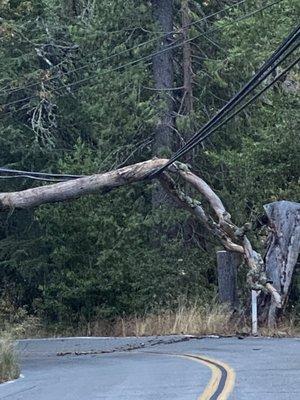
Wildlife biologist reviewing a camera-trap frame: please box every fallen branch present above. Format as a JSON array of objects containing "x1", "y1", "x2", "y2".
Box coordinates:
[
  {"x1": 0, "y1": 158, "x2": 168, "y2": 211},
  {"x1": 174, "y1": 162, "x2": 229, "y2": 223},
  {"x1": 162, "y1": 164, "x2": 281, "y2": 305},
  {"x1": 0, "y1": 157, "x2": 281, "y2": 305}
]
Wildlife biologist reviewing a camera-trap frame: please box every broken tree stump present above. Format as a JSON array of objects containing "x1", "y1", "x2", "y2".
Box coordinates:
[
  {"x1": 264, "y1": 200, "x2": 300, "y2": 327},
  {"x1": 217, "y1": 250, "x2": 241, "y2": 309}
]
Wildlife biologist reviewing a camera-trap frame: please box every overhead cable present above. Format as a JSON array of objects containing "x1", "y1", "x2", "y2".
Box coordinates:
[
  {"x1": 177, "y1": 56, "x2": 300, "y2": 157},
  {"x1": 151, "y1": 25, "x2": 299, "y2": 175},
  {"x1": 1, "y1": 0, "x2": 284, "y2": 112},
  {"x1": 0, "y1": 167, "x2": 83, "y2": 181},
  {"x1": 0, "y1": 0, "x2": 250, "y2": 97},
  {"x1": 1, "y1": 55, "x2": 298, "y2": 183}
]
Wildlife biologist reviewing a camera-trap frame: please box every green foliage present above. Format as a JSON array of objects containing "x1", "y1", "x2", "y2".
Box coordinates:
[{"x1": 0, "y1": 0, "x2": 299, "y2": 327}]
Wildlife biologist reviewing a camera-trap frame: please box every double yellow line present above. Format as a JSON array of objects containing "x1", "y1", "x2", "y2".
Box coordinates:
[
  {"x1": 140, "y1": 350, "x2": 235, "y2": 399},
  {"x1": 182, "y1": 353, "x2": 235, "y2": 400}
]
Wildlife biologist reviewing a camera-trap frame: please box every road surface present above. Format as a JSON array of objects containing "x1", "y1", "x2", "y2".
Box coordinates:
[{"x1": 0, "y1": 336, "x2": 299, "y2": 399}]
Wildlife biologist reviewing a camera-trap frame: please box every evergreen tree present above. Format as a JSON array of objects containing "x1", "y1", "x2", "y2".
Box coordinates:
[{"x1": 0, "y1": 0, "x2": 298, "y2": 326}]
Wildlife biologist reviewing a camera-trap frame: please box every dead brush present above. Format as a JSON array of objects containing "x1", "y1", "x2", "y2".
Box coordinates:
[
  {"x1": 116, "y1": 300, "x2": 238, "y2": 337},
  {"x1": 260, "y1": 314, "x2": 300, "y2": 337}
]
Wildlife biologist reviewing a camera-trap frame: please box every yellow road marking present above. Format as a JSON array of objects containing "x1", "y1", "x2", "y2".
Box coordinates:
[
  {"x1": 180, "y1": 354, "x2": 235, "y2": 400},
  {"x1": 139, "y1": 350, "x2": 235, "y2": 399},
  {"x1": 210, "y1": 356, "x2": 235, "y2": 400}
]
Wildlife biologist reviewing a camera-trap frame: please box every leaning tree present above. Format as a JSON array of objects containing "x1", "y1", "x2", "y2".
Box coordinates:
[
  {"x1": 0, "y1": 1, "x2": 298, "y2": 328},
  {"x1": 2, "y1": 157, "x2": 296, "y2": 323}
]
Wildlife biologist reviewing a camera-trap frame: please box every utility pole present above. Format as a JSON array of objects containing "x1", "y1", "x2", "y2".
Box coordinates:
[{"x1": 217, "y1": 250, "x2": 240, "y2": 309}]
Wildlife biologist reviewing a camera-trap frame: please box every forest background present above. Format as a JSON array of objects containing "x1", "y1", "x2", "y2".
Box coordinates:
[{"x1": 0, "y1": 0, "x2": 299, "y2": 335}]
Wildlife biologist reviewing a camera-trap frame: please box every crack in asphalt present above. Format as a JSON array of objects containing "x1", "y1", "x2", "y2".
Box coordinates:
[{"x1": 56, "y1": 335, "x2": 204, "y2": 356}]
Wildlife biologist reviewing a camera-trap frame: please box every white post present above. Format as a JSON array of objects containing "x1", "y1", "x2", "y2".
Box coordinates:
[{"x1": 251, "y1": 290, "x2": 258, "y2": 335}]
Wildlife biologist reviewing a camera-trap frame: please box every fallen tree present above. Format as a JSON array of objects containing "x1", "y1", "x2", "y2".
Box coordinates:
[{"x1": 0, "y1": 158, "x2": 282, "y2": 310}]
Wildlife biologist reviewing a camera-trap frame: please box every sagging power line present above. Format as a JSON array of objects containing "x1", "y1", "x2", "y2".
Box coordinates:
[
  {"x1": 0, "y1": 0, "x2": 284, "y2": 114},
  {"x1": 152, "y1": 25, "x2": 300, "y2": 176},
  {"x1": 0, "y1": 0, "x2": 250, "y2": 97},
  {"x1": 1, "y1": 46, "x2": 298, "y2": 184},
  {"x1": 0, "y1": 2, "x2": 296, "y2": 183},
  {"x1": 0, "y1": 167, "x2": 83, "y2": 182}
]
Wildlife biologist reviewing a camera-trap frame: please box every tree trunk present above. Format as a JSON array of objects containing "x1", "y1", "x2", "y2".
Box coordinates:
[
  {"x1": 0, "y1": 158, "x2": 282, "y2": 308},
  {"x1": 151, "y1": 0, "x2": 174, "y2": 206},
  {"x1": 0, "y1": 159, "x2": 169, "y2": 210},
  {"x1": 63, "y1": 0, "x2": 81, "y2": 18},
  {"x1": 181, "y1": 0, "x2": 193, "y2": 116},
  {"x1": 180, "y1": 0, "x2": 195, "y2": 171},
  {"x1": 217, "y1": 250, "x2": 240, "y2": 309},
  {"x1": 263, "y1": 201, "x2": 300, "y2": 327}
]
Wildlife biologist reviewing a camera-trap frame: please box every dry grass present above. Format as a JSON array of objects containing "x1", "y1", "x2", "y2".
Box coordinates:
[
  {"x1": 0, "y1": 336, "x2": 20, "y2": 384},
  {"x1": 121, "y1": 303, "x2": 238, "y2": 337},
  {"x1": 1, "y1": 298, "x2": 297, "y2": 339},
  {"x1": 260, "y1": 315, "x2": 300, "y2": 337},
  {"x1": 82, "y1": 303, "x2": 299, "y2": 338},
  {"x1": 86, "y1": 301, "x2": 240, "y2": 337}
]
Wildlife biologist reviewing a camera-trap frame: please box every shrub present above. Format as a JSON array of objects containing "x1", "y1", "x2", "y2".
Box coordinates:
[{"x1": 0, "y1": 337, "x2": 20, "y2": 384}]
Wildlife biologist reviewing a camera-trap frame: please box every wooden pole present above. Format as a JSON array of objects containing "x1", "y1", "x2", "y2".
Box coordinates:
[{"x1": 217, "y1": 250, "x2": 240, "y2": 309}]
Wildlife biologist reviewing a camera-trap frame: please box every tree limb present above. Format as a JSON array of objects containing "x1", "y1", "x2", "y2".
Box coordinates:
[
  {"x1": 0, "y1": 158, "x2": 168, "y2": 211},
  {"x1": 0, "y1": 157, "x2": 281, "y2": 306},
  {"x1": 175, "y1": 162, "x2": 229, "y2": 222}
]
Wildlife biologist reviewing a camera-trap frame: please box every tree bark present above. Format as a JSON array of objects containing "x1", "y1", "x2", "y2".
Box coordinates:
[
  {"x1": 63, "y1": 0, "x2": 82, "y2": 18},
  {"x1": 263, "y1": 201, "x2": 300, "y2": 327},
  {"x1": 181, "y1": 0, "x2": 193, "y2": 116},
  {"x1": 151, "y1": 0, "x2": 174, "y2": 206},
  {"x1": 0, "y1": 159, "x2": 168, "y2": 211},
  {"x1": 0, "y1": 159, "x2": 282, "y2": 309}
]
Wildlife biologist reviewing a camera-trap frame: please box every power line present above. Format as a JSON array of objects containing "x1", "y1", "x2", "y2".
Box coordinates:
[
  {"x1": 168, "y1": 32, "x2": 299, "y2": 165},
  {"x1": 1, "y1": 50, "x2": 298, "y2": 184},
  {"x1": 1, "y1": 55, "x2": 298, "y2": 184},
  {"x1": 0, "y1": 174, "x2": 68, "y2": 182},
  {"x1": 165, "y1": 25, "x2": 300, "y2": 162},
  {"x1": 0, "y1": 0, "x2": 250, "y2": 97},
  {"x1": 0, "y1": 1, "x2": 291, "y2": 182},
  {"x1": 189, "y1": 56, "x2": 300, "y2": 146},
  {"x1": 0, "y1": 0, "x2": 284, "y2": 113},
  {"x1": 0, "y1": 167, "x2": 83, "y2": 181},
  {"x1": 151, "y1": 25, "x2": 299, "y2": 175},
  {"x1": 1, "y1": 55, "x2": 298, "y2": 183},
  {"x1": 155, "y1": 34, "x2": 299, "y2": 173}
]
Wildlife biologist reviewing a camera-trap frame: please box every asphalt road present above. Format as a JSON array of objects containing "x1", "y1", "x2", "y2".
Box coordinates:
[{"x1": 0, "y1": 336, "x2": 299, "y2": 400}]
